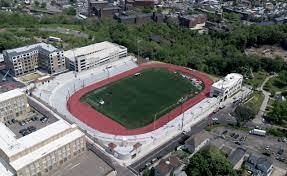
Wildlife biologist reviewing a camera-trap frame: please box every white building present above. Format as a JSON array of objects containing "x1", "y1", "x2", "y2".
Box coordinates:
[
  {"x1": 0, "y1": 53, "x2": 4, "y2": 63},
  {"x1": 210, "y1": 73, "x2": 243, "y2": 101},
  {"x1": 64, "y1": 41, "x2": 128, "y2": 72},
  {"x1": 0, "y1": 120, "x2": 86, "y2": 176},
  {"x1": 0, "y1": 89, "x2": 30, "y2": 123}
]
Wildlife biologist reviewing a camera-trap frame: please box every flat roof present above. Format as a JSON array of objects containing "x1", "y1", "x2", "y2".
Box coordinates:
[
  {"x1": 0, "y1": 120, "x2": 73, "y2": 158},
  {"x1": 10, "y1": 129, "x2": 84, "y2": 171},
  {"x1": 64, "y1": 41, "x2": 127, "y2": 62},
  {"x1": 0, "y1": 89, "x2": 25, "y2": 103},
  {"x1": 212, "y1": 73, "x2": 243, "y2": 90},
  {"x1": 4, "y1": 43, "x2": 61, "y2": 60},
  {"x1": 0, "y1": 158, "x2": 14, "y2": 176}
]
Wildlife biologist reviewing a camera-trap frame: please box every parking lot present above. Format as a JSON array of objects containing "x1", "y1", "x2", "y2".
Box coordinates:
[
  {"x1": 210, "y1": 127, "x2": 287, "y2": 170},
  {"x1": 6, "y1": 109, "x2": 58, "y2": 138}
]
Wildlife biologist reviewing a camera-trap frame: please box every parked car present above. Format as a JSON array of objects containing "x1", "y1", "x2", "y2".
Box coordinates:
[
  {"x1": 19, "y1": 121, "x2": 25, "y2": 126},
  {"x1": 235, "y1": 141, "x2": 241, "y2": 145},
  {"x1": 262, "y1": 152, "x2": 271, "y2": 156},
  {"x1": 145, "y1": 162, "x2": 151, "y2": 168},
  {"x1": 239, "y1": 136, "x2": 246, "y2": 141},
  {"x1": 19, "y1": 129, "x2": 27, "y2": 134},
  {"x1": 27, "y1": 126, "x2": 36, "y2": 132},
  {"x1": 233, "y1": 134, "x2": 239, "y2": 139},
  {"x1": 277, "y1": 149, "x2": 284, "y2": 155},
  {"x1": 222, "y1": 130, "x2": 228, "y2": 135},
  {"x1": 276, "y1": 157, "x2": 285, "y2": 162},
  {"x1": 22, "y1": 130, "x2": 30, "y2": 136},
  {"x1": 40, "y1": 117, "x2": 48, "y2": 123},
  {"x1": 151, "y1": 158, "x2": 158, "y2": 164}
]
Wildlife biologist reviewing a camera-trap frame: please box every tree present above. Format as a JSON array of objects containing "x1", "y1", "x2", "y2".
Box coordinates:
[
  {"x1": 0, "y1": 0, "x2": 11, "y2": 7},
  {"x1": 186, "y1": 146, "x2": 237, "y2": 176},
  {"x1": 275, "y1": 70, "x2": 287, "y2": 88},
  {"x1": 65, "y1": 7, "x2": 76, "y2": 16},
  {"x1": 40, "y1": 2, "x2": 47, "y2": 9},
  {"x1": 267, "y1": 101, "x2": 287, "y2": 124},
  {"x1": 34, "y1": 0, "x2": 39, "y2": 7},
  {"x1": 234, "y1": 105, "x2": 256, "y2": 126}
]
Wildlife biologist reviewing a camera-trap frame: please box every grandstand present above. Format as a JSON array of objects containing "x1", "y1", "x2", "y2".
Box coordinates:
[{"x1": 33, "y1": 57, "x2": 219, "y2": 161}]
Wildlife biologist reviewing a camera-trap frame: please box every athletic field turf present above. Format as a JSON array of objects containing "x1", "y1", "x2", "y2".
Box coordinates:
[{"x1": 80, "y1": 68, "x2": 203, "y2": 129}]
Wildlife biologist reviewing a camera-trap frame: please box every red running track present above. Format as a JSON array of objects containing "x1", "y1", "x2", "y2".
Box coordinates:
[{"x1": 67, "y1": 63, "x2": 213, "y2": 135}]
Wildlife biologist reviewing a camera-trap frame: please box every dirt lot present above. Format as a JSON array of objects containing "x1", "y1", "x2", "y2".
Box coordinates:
[{"x1": 246, "y1": 45, "x2": 287, "y2": 61}]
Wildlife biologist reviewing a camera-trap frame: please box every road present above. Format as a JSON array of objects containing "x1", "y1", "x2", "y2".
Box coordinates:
[{"x1": 129, "y1": 118, "x2": 210, "y2": 173}]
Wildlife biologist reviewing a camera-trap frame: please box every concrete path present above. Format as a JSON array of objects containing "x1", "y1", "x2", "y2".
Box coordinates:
[{"x1": 252, "y1": 74, "x2": 277, "y2": 125}]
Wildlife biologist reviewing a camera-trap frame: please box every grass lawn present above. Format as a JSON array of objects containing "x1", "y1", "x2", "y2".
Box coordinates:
[
  {"x1": 244, "y1": 91, "x2": 264, "y2": 114},
  {"x1": 264, "y1": 77, "x2": 287, "y2": 95},
  {"x1": 80, "y1": 68, "x2": 202, "y2": 129},
  {"x1": 244, "y1": 71, "x2": 268, "y2": 89}
]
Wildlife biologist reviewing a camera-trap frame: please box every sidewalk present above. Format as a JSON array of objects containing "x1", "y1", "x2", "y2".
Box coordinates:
[{"x1": 253, "y1": 74, "x2": 277, "y2": 125}]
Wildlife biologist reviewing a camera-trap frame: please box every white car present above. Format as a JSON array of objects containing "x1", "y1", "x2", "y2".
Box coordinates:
[{"x1": 212, "y1": 117, "x2": 218, "y2": 121}]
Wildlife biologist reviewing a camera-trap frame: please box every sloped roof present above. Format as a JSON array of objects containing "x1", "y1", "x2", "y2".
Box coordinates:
[
  {"x1": 185, "y1": 131, "x2": 210, "y2": 147},
  {"x1": 228, "y1": 147, "x2": 246, "y2": 166},
  {"x1": 155, "y1": 156, "x2": 181, "y2": 175}
]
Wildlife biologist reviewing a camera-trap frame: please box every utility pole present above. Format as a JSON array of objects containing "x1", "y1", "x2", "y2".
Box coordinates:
[{"x1": 181, "y1": 103, "x2": 184, "y2": 131}]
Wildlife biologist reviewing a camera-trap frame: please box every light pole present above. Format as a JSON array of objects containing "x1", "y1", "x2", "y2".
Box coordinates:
[
  {"x1": 153, "y1": 114, "x2": 157, "y2": 131},
  {"x1": 137, "y1": 40, "x2": 142, "y2": 59},
  {"x1": 181, "y1": 103, "x2": 184, "y2": 131}
]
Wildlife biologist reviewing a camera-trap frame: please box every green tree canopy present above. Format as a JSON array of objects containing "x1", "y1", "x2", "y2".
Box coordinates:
[
  {"x1": 267, "y1": 101, "x2": 287, "y2": 124},
  {"x1": 186, "y1": 146, "x2": 237, "y2": 176}
]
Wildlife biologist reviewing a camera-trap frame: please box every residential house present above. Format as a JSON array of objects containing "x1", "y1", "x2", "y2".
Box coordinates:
[
  {"x1": 227, "y1": 147, "x2": 246, "y2": 170},
  {"x1": 184, "y1": 131, "x2": 210, "y2": 154},
  {"x1": 154, "y1": 156, "x2": 185, "y2": 176},
  {"x1": 245, "y1": 154, "x2": 273, "y2": 176}
]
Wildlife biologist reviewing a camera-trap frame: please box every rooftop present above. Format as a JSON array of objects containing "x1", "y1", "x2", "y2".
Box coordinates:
[
  {"x1": 227, "y1": 147, "x2": 246, "y2": 166},
  {"x1": 64, "y1": 41, "x2": 127, "y2": 62},
  {"x1": 10, "y1": 129, "x2": 83, "y2": 171},
  {"x1": 4, "y1": 43, "x2": 61, "y2": 59},
  {"x1": 212, "y1": 73, "x2": 243, "y2": 90},
  {"x1": 0, "y1": 119, "x2": 73, "y2": 158},
  {"x1": 0, "y1": 89, "x2": 25, "y2": 103},
  {"x1": 0, "y1": 158, "x2": 14, "y2": 176},
  {"x1": 185, "y1": 131, "x2": 210, "y2": 147},
  {"x1": 155, "y1": 156, "x2": 181, "y2": 175}
]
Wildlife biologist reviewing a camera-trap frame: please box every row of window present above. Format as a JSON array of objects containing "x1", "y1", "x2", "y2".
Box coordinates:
[{"x1": 18, "y1": 138, "x2": 85, "y2": 176}]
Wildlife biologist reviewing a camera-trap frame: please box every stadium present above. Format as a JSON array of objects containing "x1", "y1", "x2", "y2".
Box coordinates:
[
  {"x1": 32, "y1": 43, "x2": 220, "y2": 161},
  {"x1": 67, "y1": 63, "x2": 213, "y2": 135}
]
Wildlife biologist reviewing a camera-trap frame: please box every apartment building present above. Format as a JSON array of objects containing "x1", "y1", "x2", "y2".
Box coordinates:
[
  {"x1": 0, "y1": 120, "x2": 86, "y2": 176},
  {"x1": 210, "y1": 73, "x2": 243, "y2": 101},
  {"x1": 3, "y1": 43, "x2": 67, "y2": 77},
  {"x1": 0, "y1": 89, "x2": 29, "y2": 123},
  {"x1": 64, "y1": 41, "x2": 128, "y2": 72}
]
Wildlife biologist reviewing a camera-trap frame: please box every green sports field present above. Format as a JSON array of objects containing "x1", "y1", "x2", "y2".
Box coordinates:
[{"x1": 80, "y1": 68, "x2": 202, "y2": 129}]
